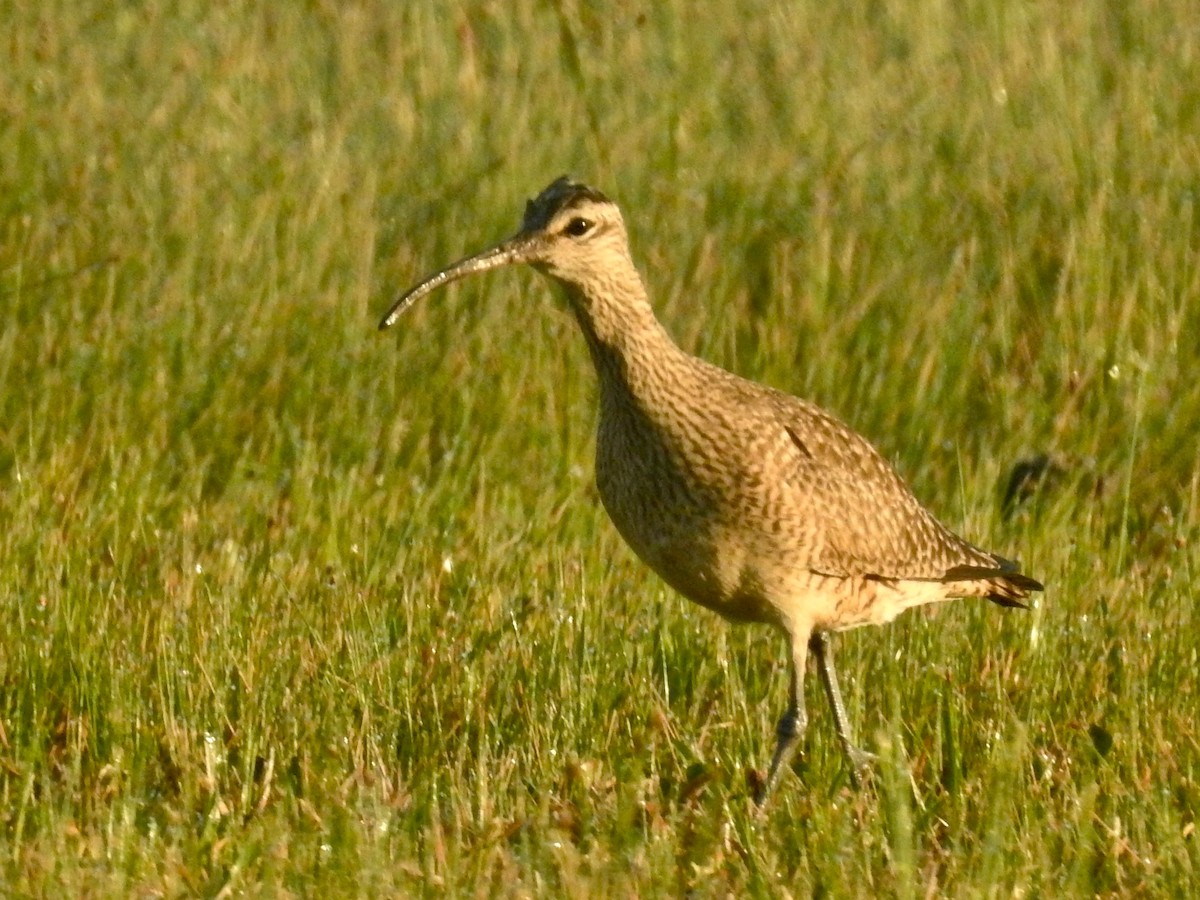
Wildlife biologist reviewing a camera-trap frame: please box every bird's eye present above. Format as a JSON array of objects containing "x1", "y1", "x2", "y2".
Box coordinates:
[{"x1": 564, "y1": 217, "x2": 593, "y2": 237}]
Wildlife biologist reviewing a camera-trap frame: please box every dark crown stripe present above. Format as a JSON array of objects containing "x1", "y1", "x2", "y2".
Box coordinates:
[{"x1": 522, "y1": 176, "x2": 610, "y2": 230}]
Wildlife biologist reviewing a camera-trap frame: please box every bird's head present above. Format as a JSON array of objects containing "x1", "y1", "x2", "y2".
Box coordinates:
[{"x1": 379, "y1": 177, "x2": 629, "y2": 329}]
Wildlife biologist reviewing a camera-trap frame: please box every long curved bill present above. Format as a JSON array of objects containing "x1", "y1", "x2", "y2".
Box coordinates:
[{"x1": 378, "y1": 235, "x2": 532, "y2": 330}]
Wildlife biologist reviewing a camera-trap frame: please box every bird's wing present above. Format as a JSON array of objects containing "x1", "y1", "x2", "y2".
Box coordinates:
[{"x1": 764, "y1": 391, "x2": 1000, "y2": 580}]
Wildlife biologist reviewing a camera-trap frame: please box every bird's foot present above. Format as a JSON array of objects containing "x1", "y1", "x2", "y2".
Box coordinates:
[{"x1": 844, "y1": 744, "x2": 877, "y2": 789}]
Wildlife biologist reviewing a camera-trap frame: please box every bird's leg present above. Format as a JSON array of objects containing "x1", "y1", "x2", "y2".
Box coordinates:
[
  {"x1": 809, "y1": 631, "x2": 875, "y2": 787},
  {"x1": 757, "y1": 637, "x2": 809, "y2": 806}
]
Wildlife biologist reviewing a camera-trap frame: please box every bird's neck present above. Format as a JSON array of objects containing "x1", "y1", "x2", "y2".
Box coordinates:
[{"x1": 561, "y1": 275, "x2": 690, "y2": 403}]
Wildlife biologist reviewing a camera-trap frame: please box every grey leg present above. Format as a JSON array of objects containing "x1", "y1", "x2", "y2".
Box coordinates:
[
  {"x1": 757, "y1": 637, "x2": 809, "y2": 806},
  {"x1": 810, "y1": 631, "x2": 875, "y2": 786}
]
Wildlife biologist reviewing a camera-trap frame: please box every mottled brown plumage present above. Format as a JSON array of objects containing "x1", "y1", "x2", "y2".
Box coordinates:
[{"x1": 380, "y1": 176, "x2": 1043, "y2": 804}]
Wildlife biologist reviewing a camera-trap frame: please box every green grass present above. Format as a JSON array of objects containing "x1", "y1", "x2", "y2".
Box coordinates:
[{"x1": 2, "y1": 0, "x2": 1199, "y2": 894}]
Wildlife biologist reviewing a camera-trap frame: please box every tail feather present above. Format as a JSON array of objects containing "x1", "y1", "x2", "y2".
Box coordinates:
[{"x1": 941, "y1": 563, "x2": 1044, "y2": 609}]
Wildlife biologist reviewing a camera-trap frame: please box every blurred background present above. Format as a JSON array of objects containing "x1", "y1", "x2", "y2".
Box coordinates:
[{"x1": 1, "y1": 1, "x2": 1197, "y2": 894}]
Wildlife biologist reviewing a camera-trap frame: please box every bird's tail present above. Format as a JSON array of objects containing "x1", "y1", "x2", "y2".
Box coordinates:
[{"x1": 941, "y1": 562, "x2": 1044, "y2": 609}]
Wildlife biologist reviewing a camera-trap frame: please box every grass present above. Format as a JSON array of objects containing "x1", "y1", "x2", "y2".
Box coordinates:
[{"x1": 2, "y1": 0, "x2": 1198, "y2": 894}]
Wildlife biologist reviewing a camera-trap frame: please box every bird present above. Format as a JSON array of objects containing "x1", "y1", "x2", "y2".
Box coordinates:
[{"x1": 379, "y1": 176, "x2": 1043, "y2": 805}]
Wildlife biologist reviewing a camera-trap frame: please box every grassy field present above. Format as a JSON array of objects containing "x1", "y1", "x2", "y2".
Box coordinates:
[{"x1": 2, "y1": 0, "x2": 1198, "y2": 894}]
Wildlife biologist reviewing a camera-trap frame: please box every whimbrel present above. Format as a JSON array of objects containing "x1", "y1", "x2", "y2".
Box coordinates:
[{"x1": 380, "y1": 177, "x2": 1043, "y2": 804}]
